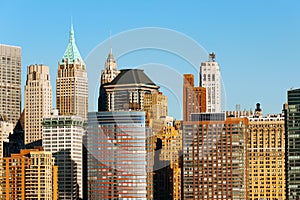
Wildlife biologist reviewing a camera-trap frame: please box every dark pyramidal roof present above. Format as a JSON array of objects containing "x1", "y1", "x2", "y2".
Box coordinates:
[{"x1": 108, "y1": 69, "x2": 156, "y2": 86}]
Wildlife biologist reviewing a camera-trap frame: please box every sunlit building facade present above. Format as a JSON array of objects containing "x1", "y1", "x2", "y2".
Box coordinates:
[
  {"x1": 1, "y1": 148, "x2": 58, "y2": 200},
  {"x1": 152, "y1": 116, "x2": 182, "y2": 200},
  {"x1": 24, "y1": 64, "x2": 52, "y2": 145},
  {"x1": 199, "y1": 53, "x2": 222, "y2": 113},
  {"x1": 0, "y1": 44, "x2": 21, "y2": 125},
  {"x1": 56, "y1": 25, "x2": 88, "y2": 120},
  {"x1": 248, "y1": 113, "x2": 285, "y2": 200},
  {"x1": 42, "y1": 113, "x2": 85, "y2": 199},
  {"x1": 183, "y1": 74, "x2": 206, "y2": 121},
  {"x1": 183, "y1": 113, "x2": 248, "y2": 200}
]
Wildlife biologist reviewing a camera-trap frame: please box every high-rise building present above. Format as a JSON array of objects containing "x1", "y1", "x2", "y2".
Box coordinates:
[
  {"x1": 144, "y1": 91, "x2": 168, "y2": 124},
  {"x1": 24, "y1": 64, "x2": 52, "y2": 145},
  {"x1": 152, "y1": 116, "x2": 182, "y2": 200},
  {"x1": 286, "y1": 88, "x2": 300, "y2": 199},
  {"x1": 98, "y1": 48, "x2": 120, "y2": 111},
  {"x1": 183, "y1": 113, "x2": 248, "y2": 200},
  {"x1": 56, "y1": 25, "x2": 88, "y2": 120},
  {"x1": 247, "y1": 107, "x2": 285, "y2": 200},
  {"x1": 199, "y1": 53, "x2": 222, "y2": 113},
  {"x1": 87, "y1": 111, "x2": 153, "y2": 199},
  {"x1": 42, "y1": 111, "x2": 85, "y2": 199},
  {"x1": 0, "y1": 44, "x2": 21, "y2": 125},
  {"x1": 102, "y1": 69, "x2": 159, "y2": 111},
  {"x1": 1, "y1": 147, "x2": 58, "y2": 200},
  {"x1": 183, "y1": 74, "x2": 206, "y2": 121}
]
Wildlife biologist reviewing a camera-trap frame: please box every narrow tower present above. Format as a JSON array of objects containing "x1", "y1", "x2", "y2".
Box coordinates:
[
  {"x1": 24, "y1": 64, "x2": 52, "y2": 145},
  {"x1": 56, "y1": 25, "x2": 88, "y2": 120},
  {"x1": 199, "y1": 52, "x2": 222, "y2": 113},
  {"x1": 101, "y1": 48, "x2": 120, "y2": 85},
  {"x1": 98, "y1": 48, "x2": 120, "y2": 111}
]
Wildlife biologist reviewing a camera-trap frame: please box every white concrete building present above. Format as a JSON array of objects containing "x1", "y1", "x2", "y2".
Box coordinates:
[
  {"x1": 42, "y1": 112, "x2": 85, "y2": 199},
  {"x1": 199, "y1": 53, "x2": 222, "y2": 113}
]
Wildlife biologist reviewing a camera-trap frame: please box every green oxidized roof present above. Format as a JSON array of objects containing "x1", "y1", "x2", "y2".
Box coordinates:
[{"x1": 60, "y1": 25, "x2": 82, "y2": 64}]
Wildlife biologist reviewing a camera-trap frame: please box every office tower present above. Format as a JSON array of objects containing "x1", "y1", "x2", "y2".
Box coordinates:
[
  {"x1": 199, "y1": 53, "x2": 222, "y2": 113},
  {"x1": 1, "y1": 147, "x2": 58, "y2": 200},
  {"x1": 56, "y1": 25, "x2": 88, "y2": 120},
  {"x1": 247, "y1": 104, "x2": 285, "y2": 200},
  {"x1": 101, "y1": 69, "x2": 159, "y2": 111},
  {"x1": 183, "y1": 113, "x2": 248, "y2": 200},
  {"x1": 42, "y1": 111, "x2": 85, "y2": 199},
  {"x1": 286, "y1": 88, "x2": 300, "y2": 199},
  {"x1": 0, "y1": 44, "x2": 21, "y2": 125},
  {"x1": 24, "y1": 64, "x2": 52, "y2": 145},
  {"x1": 183, "y1": 74, "x2": 206, "y2": 121},
  {"x1": 144, "y1": 91, "x2": 168, "y2": 120},
  {"x1": 152, "y1": 116, "x2": 182, "y2": 200},
  {"x1": 87, "y1": 111, "x2": 153, "y2": 199},
  {"x1": 98, "y1": 48, "x2": 120, "y2": 111}
]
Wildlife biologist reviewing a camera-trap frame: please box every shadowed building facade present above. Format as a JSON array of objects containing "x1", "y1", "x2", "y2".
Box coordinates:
[
  {"x1": 101, "y1": 69, "x2": 159, "y2": 112},
  {"x1": 286, "y1": 88, "x2": 300, "y2": 199},
  {"x1": 152, "y1": 117, "x2": 182, "y2": 200},
  {"x1": 98, "y1": 48, "x2": 120, "y2": 111}
]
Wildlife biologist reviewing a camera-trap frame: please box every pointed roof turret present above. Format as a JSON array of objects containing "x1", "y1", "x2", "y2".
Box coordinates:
[
  {"x1": 107, "y1": 47, "x2": 115, "y2": 63},
  {"x1": 105, "y1": 47, "x2": 117, "y2": 70},
  {"x1": 61, "y1": 25, "x2": 83, "y2": 64}
]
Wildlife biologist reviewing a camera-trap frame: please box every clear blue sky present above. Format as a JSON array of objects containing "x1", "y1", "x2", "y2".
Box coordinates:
[{"x1": 1, "y1": 0, "x2": 300, "y2": 119}]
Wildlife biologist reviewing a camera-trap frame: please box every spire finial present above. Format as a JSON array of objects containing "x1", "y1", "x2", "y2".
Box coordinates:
[{"x1": 70, "y1": 23, "x2": 74, "y2": 43}]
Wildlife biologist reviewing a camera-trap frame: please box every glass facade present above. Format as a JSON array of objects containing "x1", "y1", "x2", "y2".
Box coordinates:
[
  {"x1": 287, "y1": 88, "x2": 300, "y2": 199},
  {"x1": 87, "y1": 111, "x2": 152, "y2": 199}
]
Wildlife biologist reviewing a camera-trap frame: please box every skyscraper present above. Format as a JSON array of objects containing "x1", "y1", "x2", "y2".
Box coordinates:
[
  {"x1": 286, "y1": 88, "x2": 300, "y2": 199},
  {"x1": 56, "y1": 25, "x2": 88, "y2": 120},
  {"x1": 102, "y1": 69, "x2": 159, "y2": 111},
  {"x1": 24, "y1": 64, "x2": 52, "y2": 145},
  {"x1": 247, "y1": 106, "x2": 285, "y2": 200},
  {"x1": 199, "y1": 53, "x2": 222, "y2": 113},
  {"x1": 183, "y1": 74, "x2": 206, "y2": 121},
  {"x1": 98, "y1": 48, "x2": 120, "y2": 111},
  {"x1": 152, "y1": 116, "x2": 182, "y2": 200},
  {"x1": 100, "y1": 48, "x2": 120, "y2": 85},
  {"x1": 42, "y1": 112, "x2": 85, "y2": 199},
  {"x1": 0, "y1": 44, "x2": 21, "y2": 125},
  {"x1": 87, "y1": 111, "x2": 153, "y2": 199},
  {"x1": 1, "y1": 147, "x2": 58, "y2": 200},
  {"x1": 183, "y1": 113, "x2": 248, "y2": 200},
  {"x1": 144, "y1": 91, "x2": 168, "y2": 120}
]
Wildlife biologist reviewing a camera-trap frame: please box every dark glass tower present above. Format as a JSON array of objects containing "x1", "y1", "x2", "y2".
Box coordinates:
[{"x1": 286, "y1": 88, "x2": 300, "y2": 199}]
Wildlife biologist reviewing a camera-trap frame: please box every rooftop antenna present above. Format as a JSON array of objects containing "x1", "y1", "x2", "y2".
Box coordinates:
[
  {"x1": 110, "y1": 30, "x2": 112, "y2": 50},
  {"x1": 209, "y1": 52, "x2": 216, "y2": 62}
]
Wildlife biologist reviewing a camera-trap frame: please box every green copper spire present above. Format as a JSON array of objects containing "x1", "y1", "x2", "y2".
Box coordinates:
[{"x1": 61, "y1": 24, "x2": 83, "y2": 64}]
